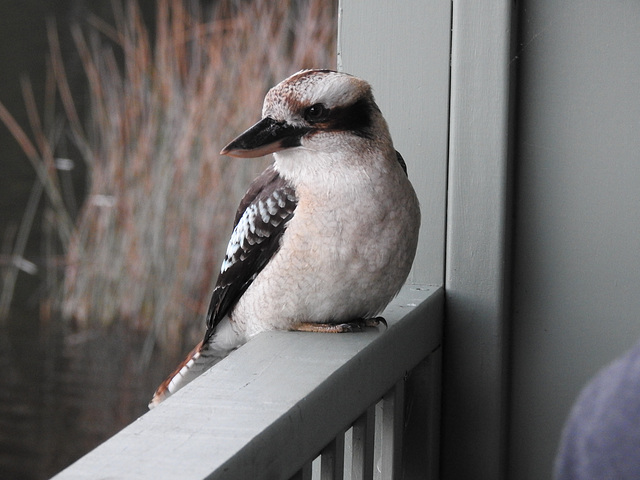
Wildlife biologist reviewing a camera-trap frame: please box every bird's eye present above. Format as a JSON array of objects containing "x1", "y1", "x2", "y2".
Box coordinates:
[{"x1": 304, "y1": 103, "x2": 328, "y2": 123}]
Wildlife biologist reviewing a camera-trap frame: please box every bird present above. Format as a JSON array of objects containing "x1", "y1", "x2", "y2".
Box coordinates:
[{"x1": 149, "y1": 69, "x2": 420, "y2": 407}]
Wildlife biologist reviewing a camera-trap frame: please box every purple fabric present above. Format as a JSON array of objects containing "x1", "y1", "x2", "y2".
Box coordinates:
[{"x1": 555, "y1": 340, "x2": 640, "y2": 479}]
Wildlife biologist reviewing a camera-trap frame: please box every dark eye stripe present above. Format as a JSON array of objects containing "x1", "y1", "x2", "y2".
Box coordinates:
[{"x1": 323, "y1": 98, "x2": 376, "y2": 139}]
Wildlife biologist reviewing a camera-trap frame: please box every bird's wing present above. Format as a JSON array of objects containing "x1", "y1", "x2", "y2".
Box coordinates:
[
  {"x1": 395, "y1": 150, "x2": 408, "y2": 176},
  {"x1": 202, "y1": 164, "x2": 297, "y2": 344}
]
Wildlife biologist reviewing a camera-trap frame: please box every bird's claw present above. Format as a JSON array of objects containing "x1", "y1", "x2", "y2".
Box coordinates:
[
  {"x1": 290, "y1": 316, "x2": 388, "y2": 333},
  {"x1": 336, "y1": 316, "x2": 388, "y2": 332}
]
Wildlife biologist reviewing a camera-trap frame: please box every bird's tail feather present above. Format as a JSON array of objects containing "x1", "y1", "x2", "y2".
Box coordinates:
[{"x1": 149, "y1": 341, "x2": 225, "y2": 408}]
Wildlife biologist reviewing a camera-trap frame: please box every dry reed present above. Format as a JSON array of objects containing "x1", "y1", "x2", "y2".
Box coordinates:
[{"x1": 1, "y1": 0, "x2": 336, "y2": 352}]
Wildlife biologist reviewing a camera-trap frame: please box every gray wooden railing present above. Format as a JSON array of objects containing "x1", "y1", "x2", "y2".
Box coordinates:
[{"x1": 52, "y1": 285, "x2": 443, "y2": 480}]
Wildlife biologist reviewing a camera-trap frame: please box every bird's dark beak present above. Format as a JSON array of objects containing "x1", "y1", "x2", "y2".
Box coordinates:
[{"x1": 220, "y1": 117, "x2": 307, "y2": 158}]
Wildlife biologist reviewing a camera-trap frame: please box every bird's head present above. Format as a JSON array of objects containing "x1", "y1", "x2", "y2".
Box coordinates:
[{"x1": 220, "y1": 69, "x2": 390, "y2": 160}]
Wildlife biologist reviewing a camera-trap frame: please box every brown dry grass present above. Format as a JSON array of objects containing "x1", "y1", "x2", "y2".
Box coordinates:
[{"x1": 1, "y1": 0, "x2": 336, "y2": 353}]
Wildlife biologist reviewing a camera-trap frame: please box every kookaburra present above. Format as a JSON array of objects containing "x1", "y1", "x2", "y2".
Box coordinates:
[{"x1": 150, "y1": 69, "x2": 420, "y2": 407}]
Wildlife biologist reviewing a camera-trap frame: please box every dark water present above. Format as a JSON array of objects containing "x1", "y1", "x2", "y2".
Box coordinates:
[
  {"x1": 0, "y1": 312, "x2": 179, "y2": 479},
  {"x1": 0, "y1": 2, "x2": 181, "y2": 479}
]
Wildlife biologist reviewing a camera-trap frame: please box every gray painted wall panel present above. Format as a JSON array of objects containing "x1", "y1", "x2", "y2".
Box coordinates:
[{"x1": 510, "y1": 1, "x2": 640, "y2": 478}]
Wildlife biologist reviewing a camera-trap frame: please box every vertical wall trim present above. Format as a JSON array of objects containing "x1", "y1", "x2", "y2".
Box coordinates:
[{"x1": 442, "y1": 1, "x2": 514, "y2": 479}]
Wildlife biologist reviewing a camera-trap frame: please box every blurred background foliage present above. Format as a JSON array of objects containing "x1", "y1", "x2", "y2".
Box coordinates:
[{"x1": 1, "y1": 0, "x2": 336, "y2": 354}]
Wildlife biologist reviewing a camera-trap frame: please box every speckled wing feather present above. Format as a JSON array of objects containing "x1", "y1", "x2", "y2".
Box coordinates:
[
  {"x1": 149, "y1": 165, "x2": 297, "y2": 407},
  {"x1": 202, "y1": 164, "x2": 297, "y2": 344}
]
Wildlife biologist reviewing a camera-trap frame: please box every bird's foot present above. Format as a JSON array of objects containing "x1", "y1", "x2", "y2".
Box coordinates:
[{"x1": 291, "y1": 316, "x2": 387, "y2": 333}]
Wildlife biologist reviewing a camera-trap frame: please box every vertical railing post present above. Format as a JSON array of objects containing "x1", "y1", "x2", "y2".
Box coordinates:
[
  {"x1": 291, "y1": 463, "x2": 313, "y2": 480},
  {"x1": 351, "y1": 405, "x2": 375, "y2": 479},
  {"x1": 321, "y1": 433, "x2": 346, "y2": 480},
  {"x1": 376, "y1": 381, "x2": 405, "y2": 479},
  {"x1": 402, "y1": 347, "x2": 442, "y2": 479}
]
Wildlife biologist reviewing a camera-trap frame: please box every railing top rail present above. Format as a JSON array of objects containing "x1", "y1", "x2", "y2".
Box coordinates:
[{"x1": 52, "y1": 285, "x2": 443, "y2": 480}]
